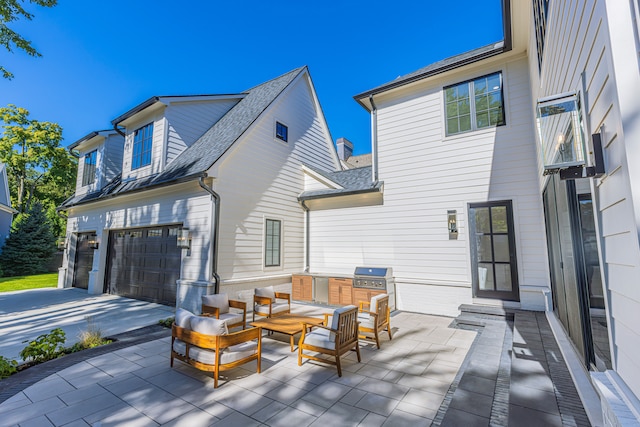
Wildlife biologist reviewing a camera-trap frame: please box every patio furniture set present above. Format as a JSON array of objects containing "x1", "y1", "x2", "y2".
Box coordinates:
[{"x1": 170, "y1": 285, "x2": 393, "y2": 387}]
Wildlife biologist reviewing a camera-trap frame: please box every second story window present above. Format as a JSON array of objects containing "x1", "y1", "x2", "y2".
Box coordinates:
[
  {"x1": 445, "y1": 72, "x2": 505, "y2": 136},
  {"x1": 82, "y1": 150, "x2": 97, "y2": 186},
  {"x1": 132, "y1": 123, "x2": 153, "y2": 170},
  {"x1": 275, "y1": 121, "x2": 288, "y2": 142}
]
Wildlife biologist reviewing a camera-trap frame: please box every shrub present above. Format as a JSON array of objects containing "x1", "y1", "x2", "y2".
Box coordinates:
[
  {"x1": 20, "y1": 328, "x2": 66, "y2": 363},
  {"x1": 0, "y1": 356, "x2": 18, "y2": 378},
  {"x1": 158, "y1": 317, "x2": 175, "y2": 328}
]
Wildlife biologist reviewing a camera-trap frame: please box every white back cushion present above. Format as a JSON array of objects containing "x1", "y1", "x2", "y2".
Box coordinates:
[
  {"x1": 202, "y1": 294, "x2": 230, "y2": 314},
  {"x1": 370, "y1": 294, "x2": 387, "y2": 313},
  {"x1": 255, "y1": 286, "x2": 276, "y2": 302},
  {"x1": 190, "y1": 316, "x2": 229, "y2": 336},
  {"x1": 175, "y1": 308, "x2": 195, "y2": 328}
]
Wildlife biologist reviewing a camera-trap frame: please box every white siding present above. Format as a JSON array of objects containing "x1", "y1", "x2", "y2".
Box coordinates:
[
  {"x1": 212, "y1": 74, "x2": 337, "y2": 291},
  {"x1": 530, "y1": 0, "x2": 640, "y2": 400},
  {"x1": 102, "y1": 133, "x2": 124, "y2": 186},
  {"x1": 165, "y1": 99, "x2": 240, "y2": 166},
  {"x1": 309, "y1": 56, "x2": 549, "y2": 317}
]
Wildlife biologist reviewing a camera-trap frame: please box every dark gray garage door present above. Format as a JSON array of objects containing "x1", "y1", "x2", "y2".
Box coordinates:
[
  {"x1": 105, "y1": 225, "x2": 182, "y2": 306},
  {"x1": 73, "y1": 233, "x2": 95, "y2": 289}
]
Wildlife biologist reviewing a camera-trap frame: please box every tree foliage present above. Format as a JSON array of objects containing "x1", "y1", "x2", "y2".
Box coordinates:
[
  {"x1": 0, "y1": 202, "x2": 56, "y2": 276},
  {"x1": 0, "y1": 104, "x2": 76, "y2": 236},
  {"x1": 0, "y1": 0, "x2": 57, "y2": 79}
]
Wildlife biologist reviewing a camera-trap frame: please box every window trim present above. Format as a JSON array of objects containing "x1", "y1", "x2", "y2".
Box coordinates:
[
  {"x1": 131, "y1": 122, "x2": 154, "y2": 170},
  {"x1": 264, "y1": 218, "x2": 282, "y2": 268},
  {"x1": 275, "y1": 121, "x2": 288, "y2": 143},
  {"x1": 82, "y1": 150, "x2": 97, "y2": 187},
  {"x1": 444, "y1": 72, "x2": 506, "y2": 136}
]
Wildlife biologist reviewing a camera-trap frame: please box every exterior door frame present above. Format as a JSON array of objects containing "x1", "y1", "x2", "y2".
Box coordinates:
[{"x1": 468, "y1": 200, "x2": 520, "y2": 301}]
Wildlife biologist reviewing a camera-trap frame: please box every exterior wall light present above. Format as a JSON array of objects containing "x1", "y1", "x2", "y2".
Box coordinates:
[
  {"x1": 448, "y1": 210, "x2": 458, "y2": 240},
  {"x1": 87, "y1": 234, "x2": 99, "y2": 249},
  {"x1": 57, "y1": 236, "x2": 68, "y2": 250},
  {"x1": 177, "y1": 227, "x2": 191, "y2": 249}
]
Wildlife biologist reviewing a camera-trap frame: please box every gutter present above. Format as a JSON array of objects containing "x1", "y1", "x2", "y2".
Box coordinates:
[
  {"x1": 112, "y1": 124, "x2": 125, "y2": 137},
  {"x1": 369, "y1": 95, "x2": 379, "y2": 183},
  {"x1": 198, "y1": 176, "x2": 221, "y2": 294}
]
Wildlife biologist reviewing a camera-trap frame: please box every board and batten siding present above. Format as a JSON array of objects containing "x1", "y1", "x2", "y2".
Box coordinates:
[
  {"x1": 165, "y1": 99, "x2": 240, "y2": 166},
  {"x1": 308, "y1": 56, "x2": 548, "y2": 317},
  {"x1": 530, "y1": 0, "x2": 640, "y2": 400},
  {"x1": 210, "y1": 74, "x2": 338, "y2": 297}
]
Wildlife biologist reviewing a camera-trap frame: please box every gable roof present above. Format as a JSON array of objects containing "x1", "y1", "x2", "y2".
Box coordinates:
[
  {"x1": 299, "y1": 165, "x2": 381, "y2": 200},
  {"x1": 60, "y1": 67, "x2": 307, "y2": 209}
]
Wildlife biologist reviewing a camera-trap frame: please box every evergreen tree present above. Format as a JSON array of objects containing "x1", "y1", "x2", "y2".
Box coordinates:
[{"x1": 0, "y1": 202, "x2": 55, "y2": 276}]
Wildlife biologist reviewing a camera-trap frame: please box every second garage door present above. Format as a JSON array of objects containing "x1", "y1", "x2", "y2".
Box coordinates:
[{"x1": 105, "y1": 225, "x2": 182, "y2": 306}]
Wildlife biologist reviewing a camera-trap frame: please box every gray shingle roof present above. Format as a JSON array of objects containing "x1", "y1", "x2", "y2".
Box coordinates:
[
  {"x1": 300, "y1": 165, "x2": 381, "y2": 199},
  {"x1": 354, "y1": 42, "x2": 505, "y2": 106},
  {"x1": 60, "y1": 67, "x2": 306, "y2": 209}
]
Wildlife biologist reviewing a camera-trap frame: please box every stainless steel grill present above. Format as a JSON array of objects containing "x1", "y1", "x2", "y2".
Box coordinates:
[{"x1": 353, "y1": 267, "x2": 396, "y2": 310}]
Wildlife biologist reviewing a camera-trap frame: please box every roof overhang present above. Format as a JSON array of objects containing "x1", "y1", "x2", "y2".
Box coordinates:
[{"x1": 298, "y1": 182, "x2": 383, "y2": 211}]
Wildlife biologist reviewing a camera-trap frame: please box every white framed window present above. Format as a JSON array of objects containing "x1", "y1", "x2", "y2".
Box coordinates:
[
  {"x1": 264, "y1": 218, "x2": 281, "y2": 267},
  {"x1": 82, "y1": 150, "x2": 97, "y2": 186},
  {"x1": 275, "y1": 121, "x2": 288, "y2": 142},
  {"x1": 132, "y1": 122, "x2": 153, "y2": 169},
  {"x1": 445, "y1": 72, "x2": 505, "y2": 136}
]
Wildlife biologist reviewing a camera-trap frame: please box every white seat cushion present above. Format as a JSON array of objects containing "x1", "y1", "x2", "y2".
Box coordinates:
[
  {"x1": 174, "y1": 340, "x2": 257, "y2": 365},
  {"x1": 358, "y1": 317, "x2": 375, "y2": 329},
  {"x1": 202, "y1": 294, "x2": 230, "y2": 314},
  {"x1": 190, "y1": 316, "x2": 228, "y2": 336},
  {"x1": 254, "y1": 302, "x2": 289, "y2": 315},
  {"x1": 175, "y1": 308, "x2": 195, "y2": 328},
  {"x1": 218, "y1": 312, "x2": 244, "y2": 326},
  {"x1": 303, "y1": 327, "x2": 335, "y2": 350},
  {"x1": 255, "y1": 286, "x2": 276, "y2": 302}
]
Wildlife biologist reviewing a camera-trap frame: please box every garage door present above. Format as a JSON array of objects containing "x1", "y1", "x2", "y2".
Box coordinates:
[
  {"x1": 73, "y1": 233, "x2": 95, "y2": 289},
  {"x1": 105, "y1": 225, "x2": 182, "y2": 306}
]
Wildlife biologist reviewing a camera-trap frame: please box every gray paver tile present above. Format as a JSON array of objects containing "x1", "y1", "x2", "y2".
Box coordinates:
[
  {"x1": 266, "y1": 406, "x2": 317, "y2": 427},
  {"x1": 448, "y1": 388, "x2": 493, "y2": 418},
  {"x1": 216, "y1": 410, "x2": 262, "y2": 427},
  {"x1": 340, "y1": 388, "x2": 368, "y2": 405},
  {"x1": 457, "y1": 373, "x2": 496, "y2": 397},
  {"x1": 16, "y1": 415, "x2": 54, "y2": 427},
  {"x1": 301, "y1": 381, "x2": 351, "y2": 408},
  {"x1": 47, "y1": 392, "x2": 122, "y2": 426},
  {"x1": 381, "y1": 408, "x2": 431, "y2": 427},
  {"x1": 0, "y1": 397, "x2": 66, "y2": 426},
  {"x1": 358, "y1": 412, "x2": 387, "y2": 427},
  {"x1": 510, "y1": 383, "x2": 560, "y2": 415},
  {"x1": 87, "y1": 404, "x2": 158, "y2": 427},
  {"x1": 508, "y1": 404, "x2": 563, "y2": 427},
  {"x1": 251, "y1": 400, "x2": 287, "y2": 422},
  {"x1": 0, "y1": 391, "x2": 30, "y2": 412},
  {"x1": 264, "y1": 383, "x2": 309, "y2": 405},
  {"x1": 216, "y1": 389, "x2": 273, "y2": 415},
  {"x1": 355, "y1": 392, "x2": 399, "y2": 416},
  {"x1": 401, "y1": 388, "x2": 445, "y2": 411},
  {"x1": 23, "y1": 376, "x2": 75, "y2": 402},
  {"x1": 309, "y1": 402, "x2": 368, "y2": 426},
  {"x1": 158, "y1": 407, "x2": 218, "y2": 427},
  {"x1": 356, "y1": 377, "x2": 409, "y2": 400},
  {"x1": 139, "y1": 398, "x2": 198, "y2": 424},
  {"x1": 398, "y1": 373, "x2": 450, "y2": 394},
  {"x1": 58, "y1": 383, "x2": 109, "y2": 406},
  {"x1": 394, "y1": 400, "x2": 438, "y2": 419},
  {"x1": 440, "y1": 407, "x2": 489, "y2": 427},
  {"x1": 290, "y1": 399, "x2": 327, "y2": 417}
]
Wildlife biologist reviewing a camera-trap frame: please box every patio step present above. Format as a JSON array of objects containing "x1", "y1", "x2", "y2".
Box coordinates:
[{"x1": 458, "y1": 303, "x2": 515, "y2": 320}]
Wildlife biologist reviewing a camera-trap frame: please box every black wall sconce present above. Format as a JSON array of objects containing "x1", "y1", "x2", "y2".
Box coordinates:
[
  {"x1": 87, "y1": 234, "x2": 99, "y2": 249},
  {"x1": 177, "y1": 227, "x2": 191, "y2": 249},
  {"x1": 57, "y1": 236, "x2": 68, "y2": 250}
]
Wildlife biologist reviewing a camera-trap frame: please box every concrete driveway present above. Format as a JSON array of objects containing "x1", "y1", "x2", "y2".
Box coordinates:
[{"x1": 0, "y1": 288, "x2": 174, "y2": 362}]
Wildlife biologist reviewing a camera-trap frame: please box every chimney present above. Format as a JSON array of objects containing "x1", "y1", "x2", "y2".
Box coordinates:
[{"x1": 336, "y1": 137, "x2": 353, "y2": 161}]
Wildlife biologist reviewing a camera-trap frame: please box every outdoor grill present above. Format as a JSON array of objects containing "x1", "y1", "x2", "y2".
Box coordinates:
[{"x1": 353, "y1": 267, "x2": 396, "y2": 310}]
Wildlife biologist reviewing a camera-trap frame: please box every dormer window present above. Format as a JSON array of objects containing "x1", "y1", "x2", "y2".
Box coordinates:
[
  {"x1": 82, "y1": 150, "x2": 97, "y2": 186},
  {"x1": 275, "y1": 121, "x2": 288, "y2": 142},
  {"x1": 132, "y1": 123, "x2": 153, "y2": 169}
]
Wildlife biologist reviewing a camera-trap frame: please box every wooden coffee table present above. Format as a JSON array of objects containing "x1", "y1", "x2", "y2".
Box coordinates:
[{"x1": 250, "y1": 314, "x2": 324, "y2": 352}]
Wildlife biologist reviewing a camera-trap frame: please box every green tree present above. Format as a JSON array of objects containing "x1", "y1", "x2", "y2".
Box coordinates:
[
  {"x1": 0, "y1": 104, "x2": 76, "y2": 222},
  {"x1": 0, "y1": 202, "x2": 56, "y2": 276},
  {"x1": 0, "y1": 0, "x2": 57, "y2": 79}
]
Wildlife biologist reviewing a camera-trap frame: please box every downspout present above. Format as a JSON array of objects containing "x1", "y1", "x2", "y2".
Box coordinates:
[
  {"x1": 112, "y1": 124, "x2": 126, "y2": 137},
  {"x1": 300, "y1": 199, "x2": 310, "y2": 272},
  {"x1": 369, "y1": 95, "x2": 379, "y2": 183},
  {"x1": 198, "y1": 176, "x2": 221, "y2": 294}
]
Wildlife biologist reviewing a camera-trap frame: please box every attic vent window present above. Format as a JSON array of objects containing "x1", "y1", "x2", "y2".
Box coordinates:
[{"x1": 275, "y1": 121, "x2": 288, "y2": 142}]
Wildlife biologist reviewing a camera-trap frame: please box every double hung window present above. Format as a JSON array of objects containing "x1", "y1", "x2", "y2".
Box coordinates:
[
  {"x1": 132, "y1": 123, "x2": 153, "y2": 169},
  {"x1": 275, "y1": 122, "x2": 288, "y2": 142},
  {"x1": 445, "y1": 72, "x2": 505, "y2": 135}
]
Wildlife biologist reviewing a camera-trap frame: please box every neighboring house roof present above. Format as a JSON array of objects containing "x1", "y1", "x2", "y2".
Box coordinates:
[
  {"x1": 299, "y1": 165, "x2": 382, "y2": 200},
  {"x1": 354, "y1": 41, "x2": 507, "y2": 109},
  {"x1": 344, "y1": 153, "x2": 372, "y2": 169},
  {"x1": 60, "y1": 67, "x2": 306, "y2": 209}
]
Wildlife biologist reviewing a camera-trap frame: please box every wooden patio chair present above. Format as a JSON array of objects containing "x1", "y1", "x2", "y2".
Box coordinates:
[
  {"x1": 253, "y1": 285, "x2": 291, "y2": 321},
  {"x1": 170, "y1": 309, "x2": 261, "y2": 388},
  {"x1": 298, "y1": 305, "x2": 361, "y2": 376},
  {"x1": 358, "y1": 293, "x2": 392, "y2": 349},
  {"x1": 202, "y1": 293, "x2": 247, "y2": 331}
]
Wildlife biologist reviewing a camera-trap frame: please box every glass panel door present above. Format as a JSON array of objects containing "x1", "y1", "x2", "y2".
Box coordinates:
[{"x1": 469, "y1": 200, "x2": 519, "y2": 300}]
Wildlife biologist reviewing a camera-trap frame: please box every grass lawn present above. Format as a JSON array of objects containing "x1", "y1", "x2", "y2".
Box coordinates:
[{"x1": 0, "y1": 273, "x2": 58, "y2": 293}]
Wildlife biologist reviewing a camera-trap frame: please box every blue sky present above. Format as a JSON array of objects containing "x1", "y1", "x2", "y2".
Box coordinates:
[{"x1": 0, "y1": 1, "x2": 504, "y2": 155}]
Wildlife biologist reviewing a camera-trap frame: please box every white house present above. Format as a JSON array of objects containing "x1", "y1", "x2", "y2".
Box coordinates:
[
  {"x1": 0, "y1": 163, "x2": 16, "y2": 250},
  {"x1": 299, "y1": 0, "x2": 640, "y2": 424},
  {"x1": 58, "y1": 67, "x2": 339, "y2": 312}
]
